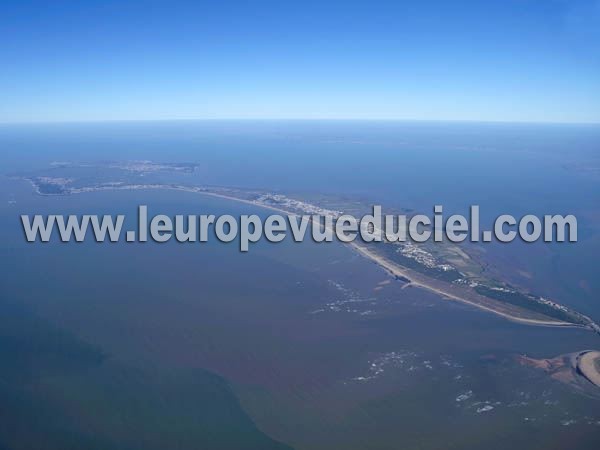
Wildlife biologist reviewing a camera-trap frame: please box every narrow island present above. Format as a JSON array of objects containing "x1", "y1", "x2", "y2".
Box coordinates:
[{"x1": 15, "y1": 160, "x2": 600, "y2": 336}]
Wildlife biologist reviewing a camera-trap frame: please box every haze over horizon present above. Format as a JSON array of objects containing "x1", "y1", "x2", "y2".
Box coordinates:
[{"x1": 1, "y1": 0, "x2": 599, "y2": 124}]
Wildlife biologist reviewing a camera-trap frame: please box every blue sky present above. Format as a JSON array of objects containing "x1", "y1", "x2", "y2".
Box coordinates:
[{"x1": 1, "y1": 0, "x2": 599, "y2": 123}]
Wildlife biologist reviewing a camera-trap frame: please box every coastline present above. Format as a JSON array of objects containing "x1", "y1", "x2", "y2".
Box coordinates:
[
  {"x1": 27, "y1": 181, "x2": 591, "y2": 330},
  {"x1": 169, "y1": 186, "x2": 592, "y2": 329},
  {"x1": 577, "y1": 351, "x2": 600, "y2": 387},
  {"x1": 349, "y1": 242, "x2": 581, "y2": 329}
]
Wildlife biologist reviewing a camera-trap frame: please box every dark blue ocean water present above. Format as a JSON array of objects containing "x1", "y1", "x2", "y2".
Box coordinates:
[
  {"x1": 0, "y1": 121, "x2": 599, "y2": 449},
  {"x1": 2, "y1": 120, "x2": 599, "y2": 316}
]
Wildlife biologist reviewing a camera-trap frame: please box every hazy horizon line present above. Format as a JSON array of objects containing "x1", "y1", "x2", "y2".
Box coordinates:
[{"x1": 1, "y1": 117, "x2": 599, "y2": 126}]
